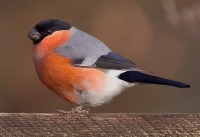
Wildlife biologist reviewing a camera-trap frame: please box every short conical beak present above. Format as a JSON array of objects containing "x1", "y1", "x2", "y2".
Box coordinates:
[{"x1": 27, "y1": 28, "x2": 41, "y2": 41}]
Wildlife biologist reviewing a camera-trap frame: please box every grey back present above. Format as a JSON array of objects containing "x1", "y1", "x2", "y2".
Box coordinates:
[{"x1": 55, "y1": 27, "x2": 111, "y2": 66}]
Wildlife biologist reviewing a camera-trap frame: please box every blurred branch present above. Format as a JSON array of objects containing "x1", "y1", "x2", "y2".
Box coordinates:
[{"x1": 162, "y1": 0, "x2": 200, "y2": 40}]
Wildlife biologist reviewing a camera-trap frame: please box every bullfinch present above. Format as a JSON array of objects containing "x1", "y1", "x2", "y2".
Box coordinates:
[{"x1": 28, "y1": 19, "x2": 190, "y2": 113}]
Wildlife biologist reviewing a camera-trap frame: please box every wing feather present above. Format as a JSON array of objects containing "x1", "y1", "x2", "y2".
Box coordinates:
[{"x1": 92, "y1": 52, "x2": 137, "y2": 70}]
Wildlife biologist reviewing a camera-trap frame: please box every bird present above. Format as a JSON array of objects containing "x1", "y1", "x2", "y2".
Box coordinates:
[{"x1": 28, "y1": 19, "x2": 190, "y2": 113}]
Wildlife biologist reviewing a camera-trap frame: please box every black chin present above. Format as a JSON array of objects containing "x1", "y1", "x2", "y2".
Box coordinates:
[{"x1": 33, "y1": 39, "x2": 41, "y2": 44}]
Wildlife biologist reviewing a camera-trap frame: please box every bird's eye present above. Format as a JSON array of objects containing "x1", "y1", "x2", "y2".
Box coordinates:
[{"x1": 46, "y1": 29, "x2": 53, "y2": 35}]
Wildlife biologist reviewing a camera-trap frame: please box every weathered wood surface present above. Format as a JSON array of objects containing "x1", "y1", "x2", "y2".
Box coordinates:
[{"x1": 0, "y1": 113, "x2": 200, "y2": 137}]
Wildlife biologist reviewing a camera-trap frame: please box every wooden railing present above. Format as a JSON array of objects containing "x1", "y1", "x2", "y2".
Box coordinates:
[{"x1": 0, "y1": 113, "x2": 200, "y2": 136}]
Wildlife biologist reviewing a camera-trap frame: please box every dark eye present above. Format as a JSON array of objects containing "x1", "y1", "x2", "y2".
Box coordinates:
[{"x1": 46, "y1": 29, "x2": 53, "y2": 35}]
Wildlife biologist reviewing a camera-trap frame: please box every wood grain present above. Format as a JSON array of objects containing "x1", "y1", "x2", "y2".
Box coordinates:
[{"x1": 0, "y1": 113, "x2": 200, "y2": 137}]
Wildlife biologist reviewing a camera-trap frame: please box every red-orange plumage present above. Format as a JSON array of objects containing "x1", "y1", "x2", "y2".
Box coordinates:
[
  {"x1": 33, "y1": 30, "x2": 106, "y2": 104},
  {"x1": 33, "y1": 30, "x2": 70, "y2": 59}
]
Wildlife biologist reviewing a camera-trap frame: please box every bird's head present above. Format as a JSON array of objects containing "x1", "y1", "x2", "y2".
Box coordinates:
[
  {"x1": 28, "y1": 19, "x2": 72, "y2": 48},
  {"x1": 28, "y1": 19, "x2": 73, "y2": 60}
]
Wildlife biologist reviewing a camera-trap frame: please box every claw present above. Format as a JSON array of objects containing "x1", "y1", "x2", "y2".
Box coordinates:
[
  {"x1": 55, "y1": 106, "x2": 91, "y2": 115},
  {"x1": 55, "y1": 109, "x2": 68, "y2": 115}
]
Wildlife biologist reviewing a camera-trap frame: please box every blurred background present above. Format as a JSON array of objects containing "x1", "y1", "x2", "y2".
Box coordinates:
[{"x1": 0, "y1": 0, "x2": 199, "y2": 113}]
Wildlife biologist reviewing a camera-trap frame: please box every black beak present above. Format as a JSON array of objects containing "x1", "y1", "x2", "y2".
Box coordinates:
[{"x1": 27, "y1": 28, "x2": 41, "y2": 41}]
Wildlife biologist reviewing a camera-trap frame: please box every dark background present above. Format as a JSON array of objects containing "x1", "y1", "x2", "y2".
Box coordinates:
[{"x1": 0, "y1": 0, "x2": 199, "y2": 113}]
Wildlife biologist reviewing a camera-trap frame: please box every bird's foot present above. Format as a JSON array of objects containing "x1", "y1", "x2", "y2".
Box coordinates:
[
  {"x1": 56, "y1": 106, "x2": 91, "y2": 115},
  {"x1": 69, "y1": 106, "x2": 90, "y2": 114},
  {"x1": 55, "y1": 109, "x2": 68, "y2": 115}
]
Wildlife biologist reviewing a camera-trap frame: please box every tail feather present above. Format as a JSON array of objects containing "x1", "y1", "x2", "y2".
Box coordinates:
[{"x1": 118, "y1": 71, "x2": 190, "y2": 88}]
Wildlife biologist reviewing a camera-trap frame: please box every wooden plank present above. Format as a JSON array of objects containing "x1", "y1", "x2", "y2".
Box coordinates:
[{"x1": 0, "y1": 113, "x2": 200, "y2": 136}]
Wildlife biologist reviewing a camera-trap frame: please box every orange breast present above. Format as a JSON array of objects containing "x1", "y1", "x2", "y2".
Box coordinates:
[
  {"x1": 34, "y1": 52, "x2": 106, "y2": 104},
  {"x1": 33, "y1": 30, "x2": 70, "y2": 60}
]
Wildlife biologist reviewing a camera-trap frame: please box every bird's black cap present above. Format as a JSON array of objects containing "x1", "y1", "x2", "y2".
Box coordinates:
[{"x1": 28, "y1": 19, "x2": 72, "y2": 44}]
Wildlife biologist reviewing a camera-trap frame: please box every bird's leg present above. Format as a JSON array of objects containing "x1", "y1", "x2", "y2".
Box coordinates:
[
  {"x1": 69, "y1": 105, "x2": 91, "y2": 114},
  {"x1": 56, "y1": 105, "x2": 91, "y2": 115}
]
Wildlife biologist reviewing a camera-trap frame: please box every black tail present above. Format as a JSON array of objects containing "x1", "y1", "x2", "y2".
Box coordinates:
[{"x1": 118, "y1": 71, "x2": 190, "y2": 88}]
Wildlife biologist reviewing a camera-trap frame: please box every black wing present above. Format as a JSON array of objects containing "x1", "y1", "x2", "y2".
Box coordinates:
[{"x1": 92, "y1": 52, "x2": 137, "y2": 70}]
